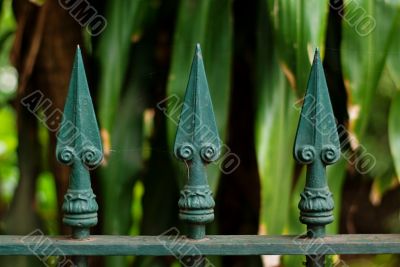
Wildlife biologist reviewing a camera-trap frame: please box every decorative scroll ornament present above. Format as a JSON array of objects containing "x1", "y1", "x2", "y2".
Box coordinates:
[
  {"x1": 293, "y1": 49, "x2": 341, "y2": 231},
  {"x1": 56, "y1": 47, "x2": 103, "y2": 237},
  {"x1": 174, "y1": 44, "x2": 221, "y2": 238},
  {"x1": 295, "y1": 145, "x2": 316, "y2": 164},
  {"x1": 321, "y1": 145, "x2": 340, "y2": 165}
]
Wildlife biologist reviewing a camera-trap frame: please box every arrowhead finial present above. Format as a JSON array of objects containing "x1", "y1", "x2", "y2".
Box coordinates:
[
  {"x1": 293, "y1": 49, "x2": 340, "y2": 241},
  {"x1": 56, "y1": 47, "x2": 103, "y2": 239},
  {"x1": 174, "y1": 43, "x2": 221, "y2": 163},
  {"x1": 294, "y1": 49, "x2": 340, "y2": 166},
  {"x1": 174, "y1": 44, "x2": 220, "y2": 239}
]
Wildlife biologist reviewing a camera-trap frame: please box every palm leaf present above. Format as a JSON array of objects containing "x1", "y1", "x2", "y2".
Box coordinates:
[
  {"x1": 388, "y1": 16, "x2": 400, "y2": 181},
  {"x1": 389, "y1": 92, "x2": 400, "y2": 182},
  {"x1": 96, "y1": 0, "x2": 150, "y2": 132},
  {"x1": 256, "y1": 0, "x2": 329, "y2": 235},
  {"x1": 266, "y1": 0, "x2": 330, "y2": 96},
  {"x1": 341, "y1": 0, "x2": 400, "y2": 138}
]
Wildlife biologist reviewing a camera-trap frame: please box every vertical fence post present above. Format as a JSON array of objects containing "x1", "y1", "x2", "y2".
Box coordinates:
[
  {"x1": 56, "y1": 46, "x2": 103, "y2": 266},
  {"x1": 293, "y1": 49, "x2": 341, "y2": 267},
  {"x1": 174, "y1": 44, "x2": 221, "y2": 241}
]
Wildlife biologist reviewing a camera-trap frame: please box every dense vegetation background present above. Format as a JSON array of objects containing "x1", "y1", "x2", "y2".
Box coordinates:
[{"x1": 0, "y1": 0, "x2": 400, "y2": 266}]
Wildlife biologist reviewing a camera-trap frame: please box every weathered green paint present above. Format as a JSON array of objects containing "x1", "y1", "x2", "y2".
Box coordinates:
[
  {"x1": 56, "y1": 46, "x2": 103, "y2": 242},
  {"x1": 174, "y1": 44, "x2": 220, "y2": 240},
  {"x1": 293, "y1": 49, "x2": 341, "y2": 266},
  {"x1": 2, "y1": 234, "x2": 400, "y2": 256}
]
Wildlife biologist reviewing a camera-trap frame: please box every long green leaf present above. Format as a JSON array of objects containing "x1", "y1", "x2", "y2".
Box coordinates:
[
  {"x1": 256, "y1": 0, "x2": 297, "y2": 235},
  {"x1": 388, "y1": 15, "x2": 400, "y2": 181},
  {"x1": 255, "y1": 60, "x2": 297, "y2": 235},
  {"x1": 96, "y1": 0, "x2": 150, "y2": 132},
  {"x1": 100, "y1": 52, "x2": 146, "y2": 267},
  {"x1": 387, "y1": 18, "x2": 400, "y2": 88},
  {"x1": 95, "y1": 3, "x2": 157, "y2": 266},
  {"x1": 256, "y1": 0, "x2": 328, "y2": 235},
  {"x1": 267, "y1": 0, "x2": 330, "y2": 96},
  {"x1": 341, "y1": 0, "x2": 400, "y2": 138},
  {"x1": 389, "y1": 92, "x2": 400, "y2": 182},
  {"x1": 166, "y1": 0, "x2": 232, "y2": 190}
]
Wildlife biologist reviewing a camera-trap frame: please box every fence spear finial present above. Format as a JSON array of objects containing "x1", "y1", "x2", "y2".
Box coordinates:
[
  {"x1": 294, "y1": 48, "x2": 340, "y2": 233},
  {"x1": 56, "y1": 46, "x2": 103, "y2": 239},
  {"x1": 293, "y1": 48, "x2": 340, "y2": 265},
  {"x1": 174, "y1": 43, "x2": 220, "y2": 240}
]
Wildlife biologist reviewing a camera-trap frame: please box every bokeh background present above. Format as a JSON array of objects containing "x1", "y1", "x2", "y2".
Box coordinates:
[{"x1": 0, "y1": 0, "x2": 400, "y2": 266}]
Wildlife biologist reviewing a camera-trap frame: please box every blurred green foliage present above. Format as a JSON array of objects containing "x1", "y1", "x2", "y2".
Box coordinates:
[
  {"x1": 0, "y1": 106, "x2": 18, "y2": 205},
  {"x1": 1, "y1": 0, "x2": 400, "y2": 266},
  {"x1": 0, "y1": 0, "x2": 18, "y2": 218}
]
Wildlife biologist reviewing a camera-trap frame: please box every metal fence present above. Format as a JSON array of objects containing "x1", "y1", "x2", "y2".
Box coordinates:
[{"x1": 0, "y1": 44, "x2": 399, "y2": 267}]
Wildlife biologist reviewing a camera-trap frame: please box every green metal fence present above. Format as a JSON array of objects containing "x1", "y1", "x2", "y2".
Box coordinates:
[{"x1": 0, "y1": 44, "x2": 399, "y2": 267}]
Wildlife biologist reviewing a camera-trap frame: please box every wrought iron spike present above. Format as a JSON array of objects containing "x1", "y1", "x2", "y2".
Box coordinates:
[
  {"x1": 294, "y1": 48, "x2": 340, "y2": 234},
  {"x1": 293, "y1": 48, "x2": 340, "y2": 266},
  {"x1": 56, "y1": 46, "x2": 103, "y2": 240},
  {"x1": 174, "y1": 44, "x2": 221, "y2": 240}
]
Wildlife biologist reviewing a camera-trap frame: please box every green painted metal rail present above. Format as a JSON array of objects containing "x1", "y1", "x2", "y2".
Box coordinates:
[
  {"x1": 1, "y1": 45, "x2": 398, "y2": 266},
  {"x1": 1, "y1": 235, "x2": 400, "y2": 256}
]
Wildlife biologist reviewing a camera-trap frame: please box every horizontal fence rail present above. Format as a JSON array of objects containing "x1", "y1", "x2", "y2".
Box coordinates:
[
  {"x1": 1, "y1": 235, "x2": 400, "y2": 256},
  {"x1": 2, "y1": 44, "x2": 399, "y2": 267}
]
